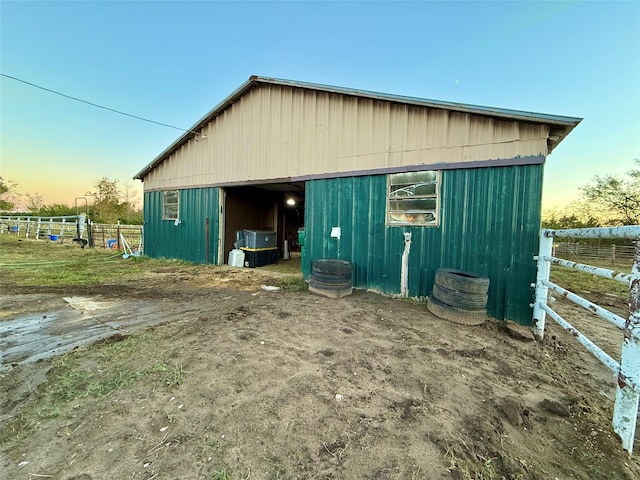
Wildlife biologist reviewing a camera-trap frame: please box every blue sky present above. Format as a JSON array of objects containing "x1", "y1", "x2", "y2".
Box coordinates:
[{"x1": 1, "y1": 1, "x2": 638, "y2": 209}]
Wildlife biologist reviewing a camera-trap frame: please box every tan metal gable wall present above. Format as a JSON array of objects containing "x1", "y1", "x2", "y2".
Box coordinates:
[{"x1": 143, "y1": 85, "x2": 549, "y2": 191}]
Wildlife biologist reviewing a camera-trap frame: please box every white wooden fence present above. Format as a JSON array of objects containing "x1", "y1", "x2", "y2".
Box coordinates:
[
  {"x1": 532, "y1": 226, "x2": 640, "y2": 454},
  {"x1": 0, "y1": 215, "x2": 142, "y2": 252},
  {"x1": 0, "y1": 215, "x2": 83, "y2": 240}
]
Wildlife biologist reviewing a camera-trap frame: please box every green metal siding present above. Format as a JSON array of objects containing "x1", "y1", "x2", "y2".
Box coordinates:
[
  {"x1": 143, "y1": 187, "x2": 220, "y2": 264},
  {"x1": 303, "y1": 164, "x2": 543, "y2": 324}
]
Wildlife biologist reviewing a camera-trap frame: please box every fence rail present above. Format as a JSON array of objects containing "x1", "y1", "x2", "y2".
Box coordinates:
[
  {"x1": 0, "y1": 216, "x2": 142, "y2": 252},
  {"x1": 532, "y1": 225, "x2": 640, "y2": 454},
  {"x1": 0, "y1": 215, "x2": 83, "y2": 240}
]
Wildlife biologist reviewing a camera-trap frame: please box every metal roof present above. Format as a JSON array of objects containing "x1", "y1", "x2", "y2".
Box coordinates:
[{"x1": 134, "y1": 75, "x2": 582, "y2": 180}]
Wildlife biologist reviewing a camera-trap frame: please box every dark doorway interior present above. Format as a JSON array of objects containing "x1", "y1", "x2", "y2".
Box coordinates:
[{"x1": 223, "y1": 183, "x2": 305, "y2": 264}]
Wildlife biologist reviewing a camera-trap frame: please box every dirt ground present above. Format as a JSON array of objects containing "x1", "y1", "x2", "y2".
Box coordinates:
[{"x1": 1, "y1": 261, "x2": 639, "y2": 479}]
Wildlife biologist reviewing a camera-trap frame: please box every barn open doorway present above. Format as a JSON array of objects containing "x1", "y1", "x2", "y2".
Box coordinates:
[{"x1": 221, "y1": 182, "x2": 305, "y2": 267}]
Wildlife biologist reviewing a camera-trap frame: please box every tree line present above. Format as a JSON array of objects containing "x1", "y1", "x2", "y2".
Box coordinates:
[
  {"x1": 2, "y1": 159, "x2": 638, "y2": 229},
  {"x1": 0, "y1": 177, "x2": 143, "y2": 225},
  {"x1": 542, "y1": 158, "x2": 639, "y2": 229}
]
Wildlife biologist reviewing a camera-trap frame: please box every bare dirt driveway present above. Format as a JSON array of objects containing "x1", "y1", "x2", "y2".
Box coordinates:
[{"x1": 1, "y1": 260, "x2": 638, "y2": 480}]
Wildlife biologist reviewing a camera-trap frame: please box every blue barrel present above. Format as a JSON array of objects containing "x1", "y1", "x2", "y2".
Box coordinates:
[
  {"x1": 49, "y1": 234, "x2": 59, "y2": 241},
  {"x1": 10, "y1": 226, "x2": 18, "y2": 233}
]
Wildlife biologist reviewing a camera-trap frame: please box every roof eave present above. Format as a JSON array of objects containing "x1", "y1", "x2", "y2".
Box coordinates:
[
  {"x1": 134, "y1": 76, "x2": 262, "y2": 180},
  {"x1": 253, "y1": 76, "x2": 583, "y2": 127}
]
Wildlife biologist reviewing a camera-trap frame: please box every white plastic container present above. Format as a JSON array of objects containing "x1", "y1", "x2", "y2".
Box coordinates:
[{"x1": 228, "y1": 249, "x2": 245, "y2": 268}]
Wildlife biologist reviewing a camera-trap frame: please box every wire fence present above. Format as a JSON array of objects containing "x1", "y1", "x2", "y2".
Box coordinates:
[
  {"x1": 0, "y1": 215, "x2": 142, "y2": 252},
  {"x1": 92, "y1": 223, "x2": 143, "y2": 251},
  {"x1": 553, "y1": 241, "x2": 636, "y2": 269}
]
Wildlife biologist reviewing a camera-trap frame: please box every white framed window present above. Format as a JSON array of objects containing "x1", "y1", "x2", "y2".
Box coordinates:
[
  {"x1": 387, "y1": 171, "x2": 439, "y2": 226},
  {"x1": 162, "y1": 190, "x2": 180, "y2": 220}
]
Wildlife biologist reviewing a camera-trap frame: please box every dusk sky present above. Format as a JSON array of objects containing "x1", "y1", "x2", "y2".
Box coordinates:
[{"x1": 1, "y1": 1, "x2": 638, "y2": 210}]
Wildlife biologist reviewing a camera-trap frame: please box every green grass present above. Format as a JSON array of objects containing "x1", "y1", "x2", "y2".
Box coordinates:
[
  {"x1": 0, "y1": 235, "x2": 195, "y2": 287},
  {"x1": 276, "y1": 274, "x2": 307, "y2": 292},
  {"x1": 549, "y1": 266, "x2": 630, "y2": 299},
  {"x1": 22, "y1": 333, "x2": 183, "y2": 425},
  {"x1": 0, "y1": 236, "x2": 149, "y2": 286},
  {"x1": 211, "y1": 469, "x2": 232, "y2": 480}
]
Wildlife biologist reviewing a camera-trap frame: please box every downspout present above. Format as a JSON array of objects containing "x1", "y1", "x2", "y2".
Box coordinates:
[{"x1": 400, "y1": 232, "x2": 412, "y2": 297}]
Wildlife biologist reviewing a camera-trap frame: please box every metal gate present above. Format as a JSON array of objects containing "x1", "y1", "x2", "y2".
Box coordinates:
[{"x1": 532, "y1": 226, "x2": 640, "y2": 453}]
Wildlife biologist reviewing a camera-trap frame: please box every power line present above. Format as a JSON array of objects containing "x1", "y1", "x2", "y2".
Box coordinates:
[{"x1": 1, "y1": 73, "x2": 196, "y2": 133}]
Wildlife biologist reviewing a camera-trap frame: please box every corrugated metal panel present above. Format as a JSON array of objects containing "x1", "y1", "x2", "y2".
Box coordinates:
[
  {"x1": 142, "y1": 85, "x2": 549, "y2": 191},
  {"x1": 303, "y1": 164, "x2": 543, "y2": 325},
  {"x1": 143, "y1": 187, "x2": 220, "y2": 264},
  {"x1": 135, "y1": 76, "x2": 581, "y2": 180}
]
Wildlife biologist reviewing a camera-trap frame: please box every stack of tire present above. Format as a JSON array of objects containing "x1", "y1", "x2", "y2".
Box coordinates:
[
  {"x1": 427, "y1": 268, "x2": 490, "y2": 325},
  {"x1": 309, "y1": 259, "x2": 353, "y2": 299}
]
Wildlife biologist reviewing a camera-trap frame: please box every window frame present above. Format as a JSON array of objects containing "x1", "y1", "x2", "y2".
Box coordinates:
[
  {"x1": 386, "y1": 170, "x2": 440, "y2": 227},
  {"x1": 162, "y1": 190, "x2": 180, "y2": 220}
]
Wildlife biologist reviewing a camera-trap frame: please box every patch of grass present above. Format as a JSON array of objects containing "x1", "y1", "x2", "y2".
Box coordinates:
[
  {"x1": 277, "y1": 275, "x2": 307, "y2": 292},
  {"x1": 2, "y1": 414, "x2": 40, "y2": 443},
  {"x1": 163, "y1": 362, "x2": 186, "y2": 386},
  {"x1": 39, "y1": 333, "x2": 169, "y2": 415},
  {"x1": 1, "y1": 330, "x2": 189, "y2": 444},
  {"x1": 211, "y1": 468, "x2": 232, "y2": 480},
  {"x1": 0, "y1": 237, "x2": 143, "y2": 286},
  {"x1": 550, "y1": 266, "x2": 629, "y2": 298},
  {"x1": 0, "y1": 236, "x2": 190, "y2": 287},
  {"x1": 264, "y1": 454, "x2": 287, "y2": 479},
  {"x1": 49, "y1": 353, "x2": 135, "y2": 406}
]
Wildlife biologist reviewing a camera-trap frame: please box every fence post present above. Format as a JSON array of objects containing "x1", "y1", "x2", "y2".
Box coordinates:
[
  {"x1": 532, "y1": 230, "x2": 554, "y2": 340},
  {"x1": 611, "y1": 244, "x2": 616, "y2": 265},
  {"x1": 613, "y1": 239, "x2": 640, "y2": 454}
]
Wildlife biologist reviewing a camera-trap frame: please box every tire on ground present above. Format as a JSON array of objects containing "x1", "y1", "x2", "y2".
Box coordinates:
[
  {"x1": 427, "y1": 296, "x2": 487, "y2": 326},
  {"x1": 309, "y1": 259, "x2": 353, "y2": 299},
  {"x1": 310, "y1": 270, "x2": 352, "y2": 284},
  {"x1": 309, "y1": 278, "x2": 353, "y2": 299},
  {"x1": 431, "y1": 283, "x2": 487, "y2": 310},
  {"x1": 312, "y1": 259, "x2": 353, "y2": 275},
  {"x1": 435, "y1": 268, "x2": 489, "y2": 295},
  {"x1": 309, "y1": 278, "x2": 351, "y2": 289}
]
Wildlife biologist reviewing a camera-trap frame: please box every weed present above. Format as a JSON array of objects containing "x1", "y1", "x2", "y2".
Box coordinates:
[
  {"x1": 0, "y1": 415, "x2": 39, "y2": 443},
  {"x1": 197, "y1": 433, "x2": 222, "y2": 458},
  {"x1": 211, "y1": 468, "x2": 232, "y2": 480},
  {"x1": 475, "y1": 457, "x2": 499, "y2": 480},
  {"x1": 149, "y1": 361, "x2": 169, "y2": 373},
  {"x1": 265, "y1": 455, "x2": 287, "y2": 480},
  {"x1": 164, "y1": 362, "x2": 186, "y2": 386}
]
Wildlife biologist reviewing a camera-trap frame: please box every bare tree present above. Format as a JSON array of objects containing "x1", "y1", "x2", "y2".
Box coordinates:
[{"x1": 25, "y1": 192, "x2": 45, "y2": 213}]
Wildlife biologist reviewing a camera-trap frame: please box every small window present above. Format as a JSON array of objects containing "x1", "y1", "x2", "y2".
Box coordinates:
[
  {"x1": 387, "y1": 171, "x2": 439, "y2": 226},
  {"x1": 163, "y1": 190, "x2": 179, "y2": 220}
]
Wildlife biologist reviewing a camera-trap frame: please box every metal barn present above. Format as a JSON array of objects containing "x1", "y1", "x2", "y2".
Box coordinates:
[{"x1": 134, "y1": 76, "x2": 581, "y2": 324}]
